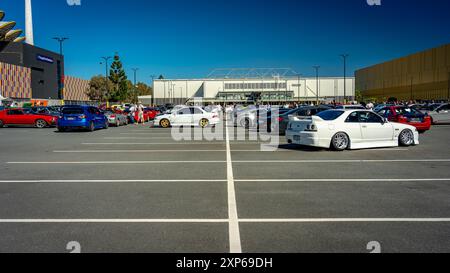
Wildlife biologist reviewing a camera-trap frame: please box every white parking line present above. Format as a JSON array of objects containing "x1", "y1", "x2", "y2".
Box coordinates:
[
  {"x1": 7, "y1": 161, "x2": 226, "y2": 164},
  {"x1": 0, "y1": 219, "x2": 228, "y2": 223},
  {"x1": 8, "y1": 159, "x2": 450, "y2": 164},
  {"x1": 239, "y1": 218, "x2": 450, "y2": 223},
  {"x1": 226, "y1": 119, "x2": 242, "y2": 253},
  {"x1": 2, "y1": 218, "x2": 449, "y2": 223},
  {"x1": 235, "y1": 178, "x2": 450, "y2": 182},
  {"x1": 54, "y1": 150, "x2": 228, "y2": 153},
  {"x1": 53, "y1": 150, "x2": 292, "y2": 153},
  {"x1": 82, "y1": 143, "x2": 227, "y2": 145},
  {"x1": 231, "y1": 159, "x2": 450, "y2": 163},
  {"x1": 0, "y1": 180, "x2": 226, "y2": 183}
]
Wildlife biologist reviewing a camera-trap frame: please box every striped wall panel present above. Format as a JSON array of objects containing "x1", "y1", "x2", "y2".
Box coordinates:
[
  {"x1": 0, "y1": 62, "x2": 32, "y2": 99},
  {"x1": 64, "y1": 76, "x2": 90, "y2": 101}
]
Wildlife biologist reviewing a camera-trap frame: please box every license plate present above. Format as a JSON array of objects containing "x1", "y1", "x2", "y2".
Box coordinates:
[
  {"x1": 66, "y1": 117, "x2": 75, "y2": 121},
  {"x1": 410, "y1": 118, "x2": 421, "y2": 122}
]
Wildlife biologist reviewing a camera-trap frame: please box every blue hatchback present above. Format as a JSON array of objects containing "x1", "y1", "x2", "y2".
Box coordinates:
[{"x1": 57, "y1": 105, "x2": 108, "y2": 132}]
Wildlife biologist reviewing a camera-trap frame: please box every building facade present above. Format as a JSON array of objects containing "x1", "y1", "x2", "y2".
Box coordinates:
[
  {"x1": 154, "y1": 76, "x2": 355, "y2": 105},
  {"x1": 355, "y1": 43, "x2": 450, "y2": 102},
  {"x1": 0, "y1": 41, "x2": 64, "y2": 99},
  {"x1": 0, "y1": 42, "x2": 90, "y2": 102}
]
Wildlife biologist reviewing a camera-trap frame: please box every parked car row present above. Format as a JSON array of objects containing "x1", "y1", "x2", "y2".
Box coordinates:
[
  {"x1": 0, "y1": 105, "x2": 160, "y2": 132},
  {"x1": 153, "y1": 106, "x2": 221, "y2": 128}
]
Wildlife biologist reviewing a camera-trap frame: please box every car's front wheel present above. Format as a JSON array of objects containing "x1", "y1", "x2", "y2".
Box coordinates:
[
  {"x1": 35, "y1": 119, "x2": 47, "y2": 129},
  {"x1": 331, "y1": 132, "x2": 350, "y2": 151},
  {"x1": 160, "y1": 119, "x2": 171, "y2": 128},
  {"x1": 0, "y1": 120, "x2": 4, "y2": 128},
  {"x1": 88, "y1": 122, "x2": 95, "y2": 132},
  {"x1": 200, "y1": 118, "x2": 210, "y2": 128},
  {"x1": 399, "y1": 129, "x2": 415, "y2": 146}
]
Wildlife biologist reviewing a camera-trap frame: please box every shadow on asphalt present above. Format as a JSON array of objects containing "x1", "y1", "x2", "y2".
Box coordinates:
[{"x1": 277, "y1": 143, "x2": 326, "y2": 152}]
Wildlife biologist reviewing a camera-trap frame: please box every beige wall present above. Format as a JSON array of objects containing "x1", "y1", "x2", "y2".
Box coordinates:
[{"x1": 356, "y1": 44, "x2": 450, "y2": 101}]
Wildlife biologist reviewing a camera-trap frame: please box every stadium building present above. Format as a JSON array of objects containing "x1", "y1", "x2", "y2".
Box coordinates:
[
  {"x1": 0, "y1": 3, "x2": 90, "y2": 105},
  {"x1": 154, "y1": 68, "x2": 355, "y2": 105}
]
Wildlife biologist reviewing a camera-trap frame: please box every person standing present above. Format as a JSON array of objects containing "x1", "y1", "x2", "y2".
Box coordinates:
[
  {"x1": 137, "y1": 103, "x2": 145, "y2": 125},
  {"x1": 129, "y1": 104, "x2": 136, "y2": 124}
]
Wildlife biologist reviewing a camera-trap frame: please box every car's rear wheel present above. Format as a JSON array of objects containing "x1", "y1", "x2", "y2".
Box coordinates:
[
  {"x1": 160, "y1": 119, "x2": 171, "y2": 128},
  {"x1": 35, "y1": 119, "x2": 47, "y2": 129},
  {"x1": 116, "y1": 120, "x2": 120, "y2": 127},
  {"x1": 0, "y1": 120, "x2": 4, "y2": 128},
  {"x1": 104, "y1": 121, "x2": 109, "y2": 129},
  {"x1": 240, "y1": 118, "x2": 250, "y2": 129},
  {"x1": 89, "y1": 122, "x2": 95, "y2": 132},
  {"x1": 331, "y1": 132, "x2": 350, "y2": 151},
  {"x1": 200, "y1": 118, "x2": 209, "y2": 128},
  {"x1": 399, "y1": 129, "x2": 414, "y2": 146}
]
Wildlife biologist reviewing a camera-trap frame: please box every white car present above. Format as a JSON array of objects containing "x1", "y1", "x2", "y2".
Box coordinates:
[
  {"x1": 154, "y1": 106, "x2": 221, "y2": 128},
  {"x1": 286, "y1": 109, "x2": 419, "y2": 151},
  {"x1": 424, "y1": 103, "x2": 450, "y2": 124}
]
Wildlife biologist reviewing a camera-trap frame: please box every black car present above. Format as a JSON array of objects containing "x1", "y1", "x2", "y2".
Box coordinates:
[{"x1": 267, "y1": 105, "x2": 332, "y2": 135}]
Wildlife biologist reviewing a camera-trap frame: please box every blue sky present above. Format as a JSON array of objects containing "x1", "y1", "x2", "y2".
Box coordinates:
[{"x1": 2, "y1": 0, "x2": 450, "y2": 84}]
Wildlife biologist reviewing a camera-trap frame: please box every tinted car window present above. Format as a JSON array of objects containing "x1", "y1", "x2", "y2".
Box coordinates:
[
  {"x1": 62, "y1": 108, "x2": 84, "y2": 115},
  {"x1": 360, "y1": 112, "x2": 383, "y2": 123},
  {"x1": 7, "y1": 110, "x2": 24, "y2": 115},
  {"x1": 192, "y1": 108, "x2": 204, "y2": 115},
  {"x1": 345, "y1": 112, "x2": 360, "y2": 123},
  {"x1": 177, "y1": 108, "x2": 191, "y2": 115},
  {"x1": 439, "y1": 104, "x2": 450, "y2": 111},
  {"x1": 395, "y1": 107, "x2": 422, "y2": 115},
  {"x1": 316, "y1": 110, "x2": 345, "y2": 121}
]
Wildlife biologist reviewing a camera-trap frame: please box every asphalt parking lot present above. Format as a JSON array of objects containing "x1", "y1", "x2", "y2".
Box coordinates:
[{"x1": 1, "y1": 120, "x2": 450, "y2": 253}]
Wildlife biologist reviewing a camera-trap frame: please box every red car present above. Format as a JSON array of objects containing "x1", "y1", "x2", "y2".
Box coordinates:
[
  {"x1": 133, "y1": 108, "x2": 159, "y2": 122},
  {"x1": 0, "y1": 108, "x2": 58, "y2": 128},
  {"x1": 376, "y1": 106, "x2": 431, "y2": 132}
]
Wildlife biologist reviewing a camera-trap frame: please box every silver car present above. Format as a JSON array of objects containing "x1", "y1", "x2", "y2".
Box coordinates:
[
  {"x1": 104, "y1": 110, "x2": 128, "y2": 127},
  {"x1": 424, "y1": 103, "x2": 450, "y2": 124}
]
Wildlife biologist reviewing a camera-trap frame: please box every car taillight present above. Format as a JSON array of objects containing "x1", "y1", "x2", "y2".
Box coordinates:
[
  {"x1": 79, "y1": 115, "x2": 86, "y2": 119},
  {"x1": 110, "y1": 115, "x2": 116, "y2": 118},
  {"x1": 278, "y1": 117, "x2": 283, "y2": 122},
  {"x1": 305, "y1": 124, "x2": 318, "y2": 132},
  {"x1": 397, "y1": 115, "x2": 408, "y2": 122}
]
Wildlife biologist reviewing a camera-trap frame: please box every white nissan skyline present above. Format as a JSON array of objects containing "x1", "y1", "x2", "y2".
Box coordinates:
[
  {"x1": 154, "y1": 106, "x2": 221, "y2": 128},
  {"x1": 286, "y1": 109, "x2": 420, "y2": 151}
]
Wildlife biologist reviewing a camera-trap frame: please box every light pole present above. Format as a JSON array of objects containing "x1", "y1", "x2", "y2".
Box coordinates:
[
  {"x1": 447, "y1": 71, "x2": 450, "y2": 102},
  {"x1": 313, "y1": 66, "x2": 320, "y2": 105},
  {"x1": 132, "y1": 68, "x2": 139, "y2": 103},
  {"x1": 340, "y1": 54, "x2": 349, "y2": 103},
  {"x1": 100, "y1": 56, "x2": 112, "y2": 103},
  {"x1": 150, "y1": 75, "x2": 156, "y2": 105},
  {"x1": 53, "y1": 37, "x2": 69, "y2": 56},
  {"x1": 296, "y1": 73, "x2": 302, "y2": 103},
  {"x1": 53, "y1": 37, "x2": 68, "y2": 101}
]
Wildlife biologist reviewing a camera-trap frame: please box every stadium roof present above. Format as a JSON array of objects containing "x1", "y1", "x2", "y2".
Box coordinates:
[
  {"x1": 207, "y1": 68, "x2": 300, "y2": 79},
  {"x1": 0, "y1": 10, "x2": 25, "y2": 42}
]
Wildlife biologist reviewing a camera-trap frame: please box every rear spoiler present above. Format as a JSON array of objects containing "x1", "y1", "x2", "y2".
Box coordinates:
[{"x1": 288, "y1": 115, "x2": 323, "y2": 122}]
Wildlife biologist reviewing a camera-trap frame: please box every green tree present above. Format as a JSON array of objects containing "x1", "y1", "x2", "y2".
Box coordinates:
[
  {"x1": 136, "y1": 82, "x2": 153, "y2": 96},
  {"x1": 85, "y1": 75, "x2": 114, "y2": 102},
  {"x1": 158, "y1": 75, "x2": 165, "y2": 80},
  {"x1": 109, "y1": 53, "x2": 129, "y2": 102}
]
